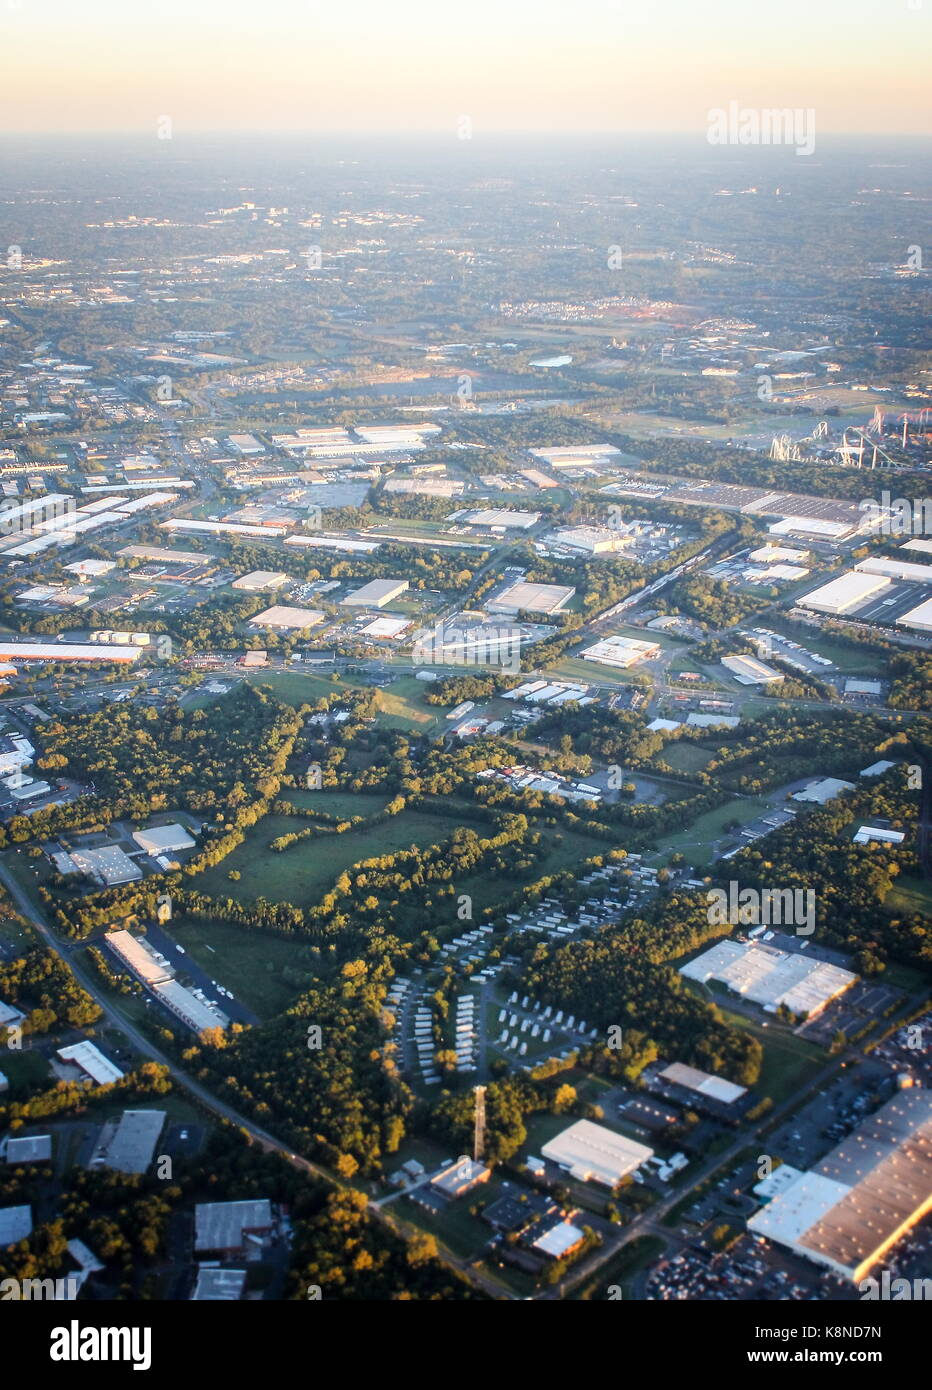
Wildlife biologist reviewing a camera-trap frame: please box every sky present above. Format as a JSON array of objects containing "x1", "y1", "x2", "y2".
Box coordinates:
[{"x1": 1, "y1": 0, "x2": 929, "y2": 137}]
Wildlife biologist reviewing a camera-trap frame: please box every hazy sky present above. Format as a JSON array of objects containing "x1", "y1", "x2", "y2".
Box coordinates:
[{"x1": 1, "y1": 0, "x2": 929, "y2": 137}]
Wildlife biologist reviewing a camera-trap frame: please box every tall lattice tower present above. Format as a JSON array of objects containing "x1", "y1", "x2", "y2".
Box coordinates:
[{"x1": 473, "y1": 1085, "x2": 486, "y2": 1163}]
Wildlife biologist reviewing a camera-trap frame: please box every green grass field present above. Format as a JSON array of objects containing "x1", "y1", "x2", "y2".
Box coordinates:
[
  {"x1": 662, "y1": 742, "x2": 716, "y2": 774},
  {"x1": 168, "y1": 916, "x2": 311, "y2": 1018},
  {"x1": 373, "y1": 678, "x2": 443, "y2": 732},
  {"x1": 286, "y1": 789, "x2": 387, "y2": 820},
  {"x1": 717, "y1": 1007, "x2": 827, "y2": 1108},
  {"x1": 884, "y1": 876, "x2": 932, "y2": 919},
  {"x1": 192, "y1": 808, "x2": 482, "y2": 910},
  {"x1": 245, "y1": 669, "x2": 361, "y2": 706},
  {"x1": 650, "y1": 797, "x2": 771, "y2": 867}
]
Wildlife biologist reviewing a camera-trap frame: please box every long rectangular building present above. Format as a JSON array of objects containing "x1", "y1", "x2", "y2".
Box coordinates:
[
  {"x1": 0, "y1": 642, "x2": 141, "y2": 663},
  {"x1": 798, "y1": 571, "x2": 892, "y2": 615},
  {"x1": 748, "y1": 1090, "x2": 932, "y2": 1283}
]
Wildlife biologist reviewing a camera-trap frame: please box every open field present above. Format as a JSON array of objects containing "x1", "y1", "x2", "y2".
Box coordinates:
[
  {"x1": 192, "y1": 807, "x2": 484, "y2": 909},
  {"x1": 884, "y1": 876, "x2": 932, "y2": 920},
  {"x1": 716, "y1": 1005, "x2": 826, "y2": 1108},
  {"x1": 286, "y1": 789, "x2": 387, "y2": 820},
  {"x1": 244, "y1": 669, "x2": 362, "y2": 706},
  {"x1": 167, "y1": 916, "x2": 309, "y2": 1018},
  {"x1": 374, "y1": 678, "x2": 444, "y2": 731},
  {"x1": 648, "y1": 796, "x2": 771, "y2": 866},
  {"x1": 661, "y1": 742, "x2": 716, "y2": 774}
]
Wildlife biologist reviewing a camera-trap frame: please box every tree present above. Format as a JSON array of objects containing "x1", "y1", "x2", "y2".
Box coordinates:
[{"x1": 553, "y1": 1083, "x2": 577, "y2": 1114}]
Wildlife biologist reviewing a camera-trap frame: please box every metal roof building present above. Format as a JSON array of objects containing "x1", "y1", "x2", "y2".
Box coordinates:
[
  {"x1": 0, "y1": 641, "x2": 141, "y2": 663},
  {"x1": 486, "y1": 581, "x2": 575, "y2": 615},
  {"x1": 153, "y1": 979, "x2": 228, "y2": 1034},
  {"x1": 748, "y1": 1090, "x2": 932, "y2": 1283},
  {"x1": 680, "y1": 940, "x2": 856, "y2": 1018},
  {"x1": 542, "y1": 1119, "x2": 653, "y2": 1187},
  {"x1": 104, "y1": 929, "x2": 172, "y2": 986},
  {"x1": 247, "y1": 604, "x2": 325, "y2": 630},
  {"x1": 2, "y1": 1134, "x2": 52, "y2": 1164},
  {"x1": 659, "y1": 1062, "x2": 747, "y2": 1105},
  {"x1": 90, "y1": 1110, "x2": 166, "y2": 1174},
  {"x1": 798, "y1": 571, "x2": 892, "y2": 615},
  {"x1": 57, "y1": 1041, "x2": 124, "y2": 1086},
  {"x1": 132, "y1": 823, "x2": 195, "y2": 855},
  {"x1": 0, "y1": 1204, "x2": 33, "y2": 1246},
  {"x1": 191, "y1": 1267, "x2": 247, "y2": 1300},
  {"x1": 195, "y1": 1199, "x2": 273, "y2": 1252},
  {"x1": 340, "y1": 578, "x2": 409, "y2": 608}
]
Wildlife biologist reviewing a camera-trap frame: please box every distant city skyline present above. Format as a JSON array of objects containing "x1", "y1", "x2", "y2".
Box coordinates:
[{"x1": 1, "y1": 0, "x2": 930, "y2": 137}]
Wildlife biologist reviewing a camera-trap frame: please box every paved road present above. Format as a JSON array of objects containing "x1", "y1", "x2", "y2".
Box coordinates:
[{"x1": 0, "y1": 860, "x2": 512, "y2": 1300}]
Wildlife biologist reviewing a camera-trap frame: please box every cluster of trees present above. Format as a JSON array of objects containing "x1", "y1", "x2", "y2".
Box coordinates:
[
  {"x1": 191, "y1": 970, "x2": 410, "y2": 1175},
  {"x1": 667, "y1": 708, "x2": 896, "y2": 795},
  {"x1": 520, "y1": 891, "x2": 764, "y2": 1086},
  {"x1": 653, "y1": 573, "x2": 763, "y2": 628},
  {"x1": 4, "y1": 686, "x2": 300, "y2": 849},
  {"x1": 1, "y1": 1060, "x2": 171, "y2": 1132},
  {"x1": 717, "y1": 768, "x2": 928, "y2": 973},
  {"x1": 0, "y1": 945, "x2": 101, "y2": 1035}
]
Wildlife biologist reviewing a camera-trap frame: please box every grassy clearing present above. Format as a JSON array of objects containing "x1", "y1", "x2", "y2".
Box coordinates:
[
  {"x1": 716, "y1": 1006, "x2": 826, "y2": 1108},
  {"x1": 168, "y1": 916, "x2": 313, "y2": 1019},
  {"x1": 662, "y1": 742, "x2": 715, "y2": 774},
  {"x1": 244, "y1": 669, "x2": 361, "y2": 707},
  {"x1": 884, "y1": 876, "x2": 932, "y2": 920},
  {"x1": 286, "y1": 789, "x2": 387, "y2": 820},
  {"x1": 374, "y1": 678, "x2": 443, "y2": 732},
  {"x1": 650, "y1": 796, "x2": 770, "y2": 866},
  {"x1": 193, "y1": 808, "x2": 484, "y2": 909}
]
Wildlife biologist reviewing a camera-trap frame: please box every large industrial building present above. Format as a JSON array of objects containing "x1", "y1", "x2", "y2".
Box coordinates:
[
  {"x1": 579, "y1": 634, "x2": 660, "y2": 669},
  {"x1": 340, "y1": 578, "x2": 409, "y2": 608},
  {"x1": 748, "y1": 1090, "x2": 932, "y2": 1283},
  {"x1": 542, "y1": 1119, "x2": 653, "y2": 1187},
  {"x1": 680, "y1": 939, "x2": 856, "y2": 1018},
  {"x1": 798, "y1": 571, "x2": 892, "y2": 616},
  {"x1": 104, "y1": 929, "x2": 228, "y2": 1034},
  {"x1": 721, "y1": 653, "x2": 784, "y2": 686},
  {"x1": 461, "y1": 508, "x2": 540, "y2": 530},
  {"x1": 896, "y1": 595, "x2": 932, "y2": 635},
  {"x1": 793, "y1": 776, "x2": 855, "y2": 805},
  {"x1": 486, "y1": 581, "x2": 575, "y2": 616},
  {"x1": 69, "y1": 844, "x2": 143, "y2": 887},
  {"x1": 195, "y1": 1199, "x2": 274, "y2": 1254},
  {"x1": 547, "y1": 526, "x2": 631, "y2": 555},
  {"x1": 89, "y1": 1110, "x2": 166, "y2": 1175},
  {"x1": 0, "y1": 641, "x2": 141, "y2": 663},
  {"x1": 231, "y1": 570, "x2": 288, "y2": 591},
  {"x1": 856, "y1": 556, "x2": 932, "y2": 585},
  {"x1": 247, "y1": 605, "x2": 325, "y2": 631},
  {"x1": 132, "y1": 823, "x2": 196, "y2": 856}
]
